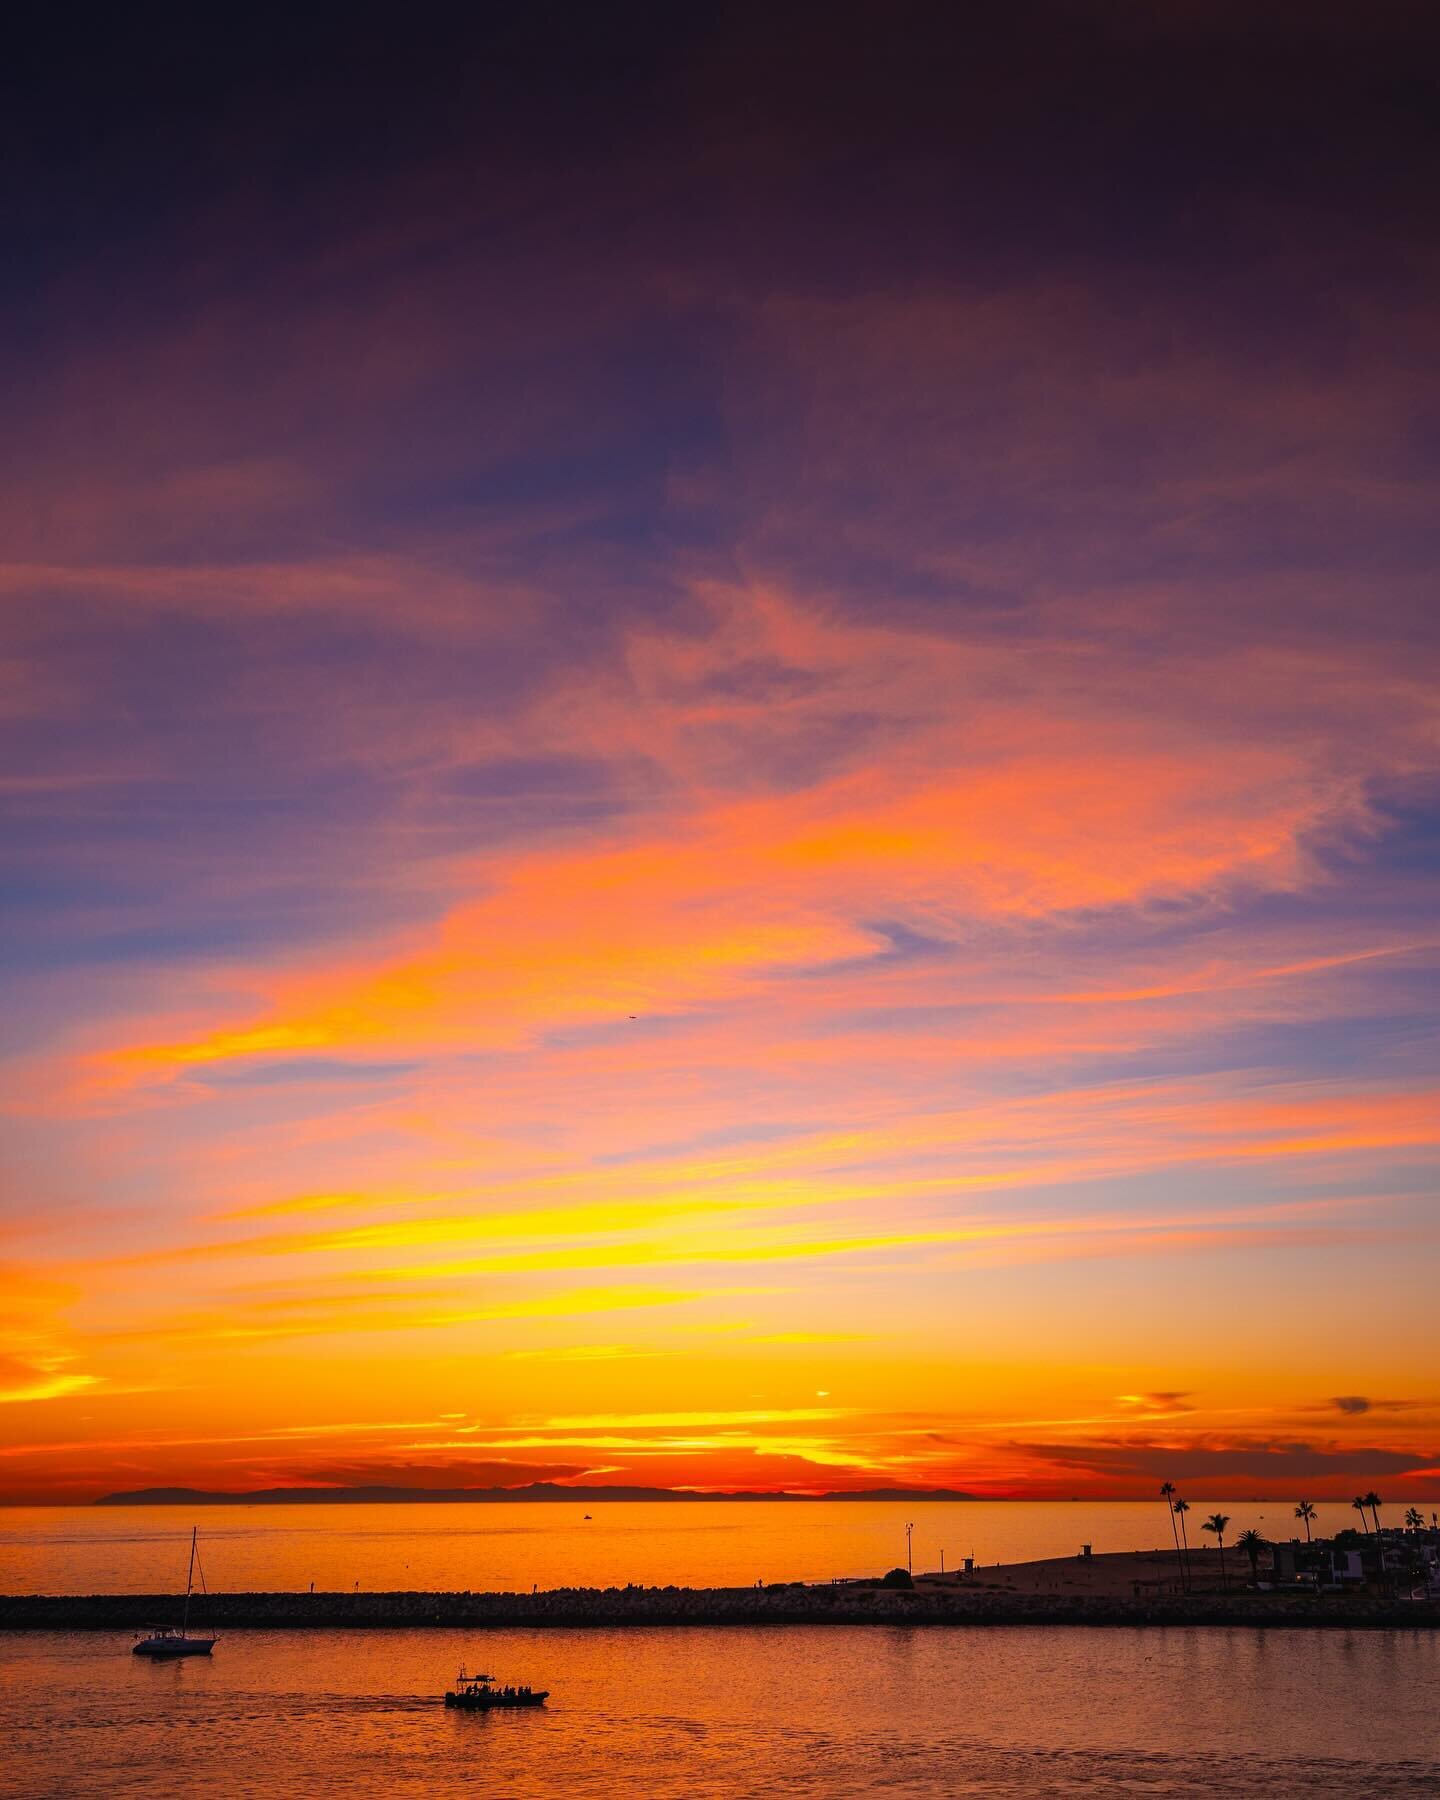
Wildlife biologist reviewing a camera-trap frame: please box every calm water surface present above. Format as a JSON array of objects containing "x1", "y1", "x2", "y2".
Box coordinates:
[
  {"x1": 2, "y1": 1624, "x2": 1436, "y2": 1797},
  {"x1": 7, "y1": 1502, "x2": 1435, "y2": 1796},
  {"x1": 2, "y1": 1498, "x2": 1419, "y2": 1594}
]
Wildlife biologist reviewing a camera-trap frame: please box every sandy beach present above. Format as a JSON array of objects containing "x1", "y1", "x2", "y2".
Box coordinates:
[{"x1": 921, "y1": 1546, "x2": 1222, "y2": 1599}]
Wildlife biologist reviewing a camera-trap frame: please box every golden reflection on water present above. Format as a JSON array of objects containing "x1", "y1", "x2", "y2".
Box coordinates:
[
  {"x1": 3, "y1": 1498, "x2": 1417, "y2": 1595},
  {"x1": 3, "y1": 1624, "x2": 1439, "y2": 1798}
]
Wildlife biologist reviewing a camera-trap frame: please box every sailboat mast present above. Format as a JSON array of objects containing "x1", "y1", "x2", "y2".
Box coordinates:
[{"x1": 182, "y1": 1527, "x2": 196, "y2": 1635}]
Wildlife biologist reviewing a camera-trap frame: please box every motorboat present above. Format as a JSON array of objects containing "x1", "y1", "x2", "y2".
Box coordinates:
[{"x1": 445, "y1": 1665, "x2": 548, "y2": 1709}]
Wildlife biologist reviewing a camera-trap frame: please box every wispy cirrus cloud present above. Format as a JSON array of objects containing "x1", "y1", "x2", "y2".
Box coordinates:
[{"x1": 3, "y1": 2, "x2": 1439, "y2": 1500}]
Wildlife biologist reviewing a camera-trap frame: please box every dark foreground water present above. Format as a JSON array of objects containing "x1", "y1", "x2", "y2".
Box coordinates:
[{"x1": 2, "y1": 1625, "x2": 1436, "y2": 1798}]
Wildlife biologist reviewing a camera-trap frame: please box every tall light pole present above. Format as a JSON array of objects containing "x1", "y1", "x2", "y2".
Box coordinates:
[{"x1": 905, "y1": 1520, "x2": 914, "y2": 1574}]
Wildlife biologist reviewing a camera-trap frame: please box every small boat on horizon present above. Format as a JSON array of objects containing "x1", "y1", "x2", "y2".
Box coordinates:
[
  {"x1": 133, "y1": 1527, "x2": 218, "y2": 1659},
  {"x1": 444, "y1": 1665, "x2": 548, "y2": 1710}
]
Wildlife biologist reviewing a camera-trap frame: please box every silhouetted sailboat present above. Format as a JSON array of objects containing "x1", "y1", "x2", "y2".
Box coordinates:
[{"x1": 133, "y1": 1527, "x2": 218, "y2": 1658}]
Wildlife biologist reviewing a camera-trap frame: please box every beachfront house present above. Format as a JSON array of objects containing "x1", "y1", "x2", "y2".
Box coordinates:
[{"x1": 1267, "y1": 1527, "x2": 1440, "y2": 1595}]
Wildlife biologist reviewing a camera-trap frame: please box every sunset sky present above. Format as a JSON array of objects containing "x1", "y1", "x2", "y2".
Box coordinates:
[{"x1": 3, "y1": 5, "x2": 1438, "y2": 1503}]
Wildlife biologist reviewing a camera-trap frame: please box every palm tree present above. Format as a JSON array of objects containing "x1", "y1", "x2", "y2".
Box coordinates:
[
  {"x1": 1364, "y1": 1491, "x2": 1383, "y2": 1533},
  {"x1": 1202, "y1": 1512, "x2": 1231, "y2": 1590},
  {"x1": 1352, "y1": 1495, "x2": 1373, "y2": 1535},
  {"x1": 1404, "y1": 1508, "x2": 1424, "y2": 1531},
  {"x1": 1160, "y1": 1482, "x2": 1186, "y2": 1590},
  {"x1": 1294, "y1": 1500, "x2": 1317, "y2": 1542},
  {"x1": 1234, "y1": 1527, "x2": 1267, "y2": 1586},
  {"x1": 1173, "y1": 1497, "x2": 1193, "y2": 1587}
]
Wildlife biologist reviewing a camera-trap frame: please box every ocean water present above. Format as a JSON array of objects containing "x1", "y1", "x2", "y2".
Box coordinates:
[
  {"x1": 3, "y1": 1623, "x2": 1437, "y2": 1797},
  {"x1": 6, "y1": 1501, "x2": 1436, "y2": 1795},
  {"x1": 1, "y1": 1497, "x2": 1418, "y2": 1595}
]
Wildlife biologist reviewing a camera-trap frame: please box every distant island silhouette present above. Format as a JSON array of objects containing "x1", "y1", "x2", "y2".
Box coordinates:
[{"x1": 95, "y1": 1482, "x2": 977, "y2": 1506}]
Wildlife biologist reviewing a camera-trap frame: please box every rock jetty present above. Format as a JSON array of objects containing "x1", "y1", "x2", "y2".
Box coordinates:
[{"x1": 3, "y1": 1584, "x2": 1437, "y2": 1631}]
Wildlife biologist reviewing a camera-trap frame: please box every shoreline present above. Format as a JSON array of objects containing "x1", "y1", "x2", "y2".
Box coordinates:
[{"x1": 4, "y1": 1585, "x2": 1437, "y2": 1631}]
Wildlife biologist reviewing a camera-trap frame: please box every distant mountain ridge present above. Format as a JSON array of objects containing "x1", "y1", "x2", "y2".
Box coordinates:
[{"x1": 95, "y1": 1482, "x2": 977, "y2": 1506}]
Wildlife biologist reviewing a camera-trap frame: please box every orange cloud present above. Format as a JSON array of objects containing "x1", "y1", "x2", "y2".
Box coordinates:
[{"x1": 5, "y1": 6, "x2": 1440, "y2": 1511}]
